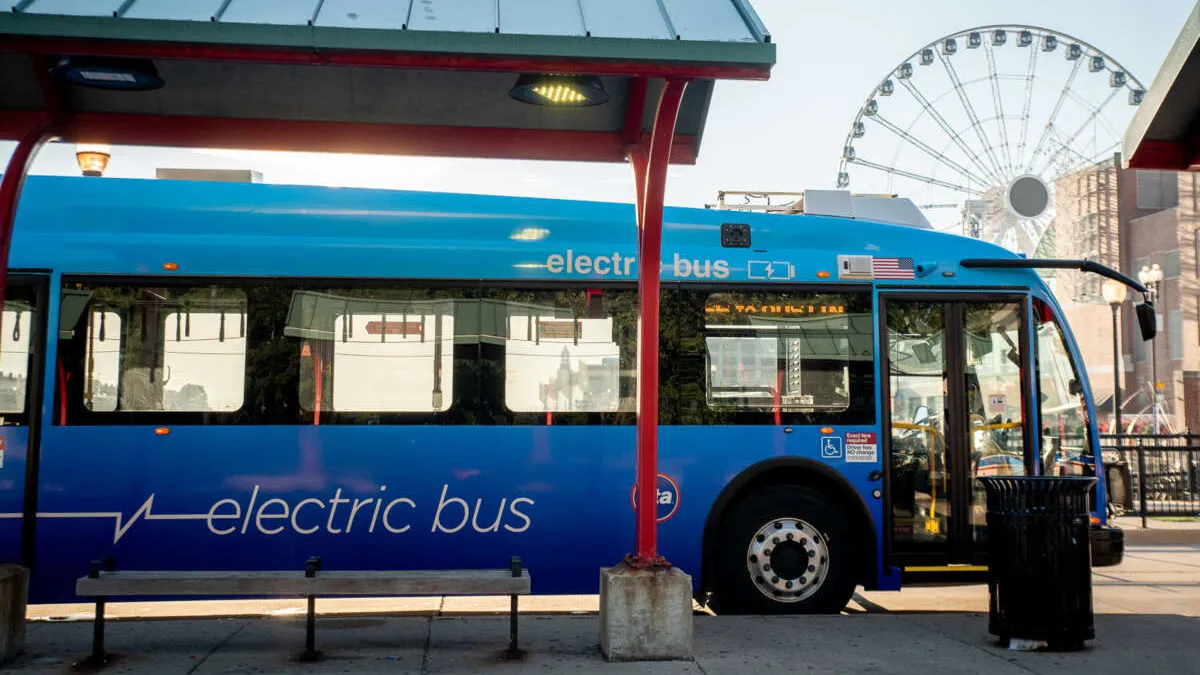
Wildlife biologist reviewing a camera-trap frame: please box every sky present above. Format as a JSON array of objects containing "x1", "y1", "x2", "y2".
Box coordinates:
[{"x1": 3, "y1": 0, "x2": 1196, "y2": 212}]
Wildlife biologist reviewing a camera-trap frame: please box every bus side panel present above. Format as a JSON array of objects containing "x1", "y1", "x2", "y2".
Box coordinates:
[
  {"x1": 0, "y1": 429, "x2": 28, "y2": 564},
  {"x1": 30, "y1": 423, "x2": 885, "y2": 604},
  {"x1": 32, "y1": 425, "x2": 636, "y2": 603}
]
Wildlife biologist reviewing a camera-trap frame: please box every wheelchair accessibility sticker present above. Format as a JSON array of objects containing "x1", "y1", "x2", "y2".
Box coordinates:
[{"x1": 820, "y1": 436, "x2": 844, "y2": 460}]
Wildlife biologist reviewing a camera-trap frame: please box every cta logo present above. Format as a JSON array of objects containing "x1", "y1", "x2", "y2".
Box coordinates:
[{"x1": 630, "y1": 473, "x2": 681, "y2": 523}]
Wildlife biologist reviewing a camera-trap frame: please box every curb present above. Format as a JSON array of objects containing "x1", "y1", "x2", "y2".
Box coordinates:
[{"x1": 1121, "y1": 529, "x2": 1200, "y2": 546}]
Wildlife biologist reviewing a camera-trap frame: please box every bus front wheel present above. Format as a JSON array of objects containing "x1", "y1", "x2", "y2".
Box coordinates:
[{"x1": 710, "y1": 485, "x2": 857, "y2": 614}]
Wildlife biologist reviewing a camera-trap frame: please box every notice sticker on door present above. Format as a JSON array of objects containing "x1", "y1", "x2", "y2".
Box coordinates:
[
  {"x1": 845, "y1": 432, "x2": 878, "y2": 463},
  {"x1": 988, "y1": 395, "x2": 1007, "y2": 413}
]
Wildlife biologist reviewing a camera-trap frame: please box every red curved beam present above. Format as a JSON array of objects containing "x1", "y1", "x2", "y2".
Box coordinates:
[
  {"x1": 0, "y1": 115, "x2": 54, "y2": 312},
  {"x1": 632, "y1": 77, "x2": 688, "y2": 566}
]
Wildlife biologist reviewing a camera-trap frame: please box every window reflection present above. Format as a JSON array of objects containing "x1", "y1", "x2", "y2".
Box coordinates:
[
  {"x1": 500, "y1": 290, "x2": 635, "y2": 415},
  {"x1": 702, "y1": 292, "x2": 869, "y2": 413},
  {"x1": 1036, "y1": 301, "x2": 1094, "y2": 476},
  {"x1": 80, "y1": 287, "x2": 247, "y2": 413},
  {"x1": 0, "y1": 304, "x2": 33, "y2": 414}
]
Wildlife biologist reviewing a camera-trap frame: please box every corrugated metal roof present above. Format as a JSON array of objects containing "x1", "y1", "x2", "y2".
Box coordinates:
[
  {"x1": 9, "y1": 0, "x2": 770, "y2": 43},
  {"x1": 0, "y1": 0, "x2": 773, "y2": 164}
]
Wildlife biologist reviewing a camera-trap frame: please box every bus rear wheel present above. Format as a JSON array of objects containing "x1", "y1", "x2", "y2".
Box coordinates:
[{"x1": 710, "y1": 485, "x2": 857, "y2": 614}]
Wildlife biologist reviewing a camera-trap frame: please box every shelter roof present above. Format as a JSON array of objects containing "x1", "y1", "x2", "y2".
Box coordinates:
[
  {"x1": 0, "y1": 0, "x2": 775, "y2": 163},
  {"x1": 1124, "y1": 1, "x2": 1200, "y2": 170}
]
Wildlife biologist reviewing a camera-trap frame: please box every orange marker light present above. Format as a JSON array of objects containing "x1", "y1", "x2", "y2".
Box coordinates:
[
  {"x1": 817, "y1": 271, "x2": 831, "y2": 279},
  {"x1": 1090, "y1": 516, "x2": 1101, "y2": 525},
  {"x1": 154, "y1": 427, "x2": 171, "y2": 436},
  {"x1": 163, "y1": 262, "x2": 179, "y2": 271},
  {"x1": 820, "y1": 427, "x2": 834, "y2": 434}
]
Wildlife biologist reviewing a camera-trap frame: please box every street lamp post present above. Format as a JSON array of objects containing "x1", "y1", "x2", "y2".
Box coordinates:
[
  {"x1": 1102, "y1": 279, "x2": 1128, "y2": 435},
  {"x1": 1138, "y1": 264, "x2": 1164, "y2": 434}
]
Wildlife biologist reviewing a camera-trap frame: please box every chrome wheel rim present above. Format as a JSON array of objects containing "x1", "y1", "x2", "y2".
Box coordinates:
[{"x1": 745, "y1": 517, "x2": 830, "y2": 603}]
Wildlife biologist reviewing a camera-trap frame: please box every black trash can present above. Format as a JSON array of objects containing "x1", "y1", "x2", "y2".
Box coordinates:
[{"x1": 977, "y1": 476, "x2": 1098, "y2": 650}]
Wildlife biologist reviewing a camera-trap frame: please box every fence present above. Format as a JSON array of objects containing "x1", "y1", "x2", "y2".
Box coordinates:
[{"x1": 1099, "y1": 434, "x2": 1200, "y2": 528}]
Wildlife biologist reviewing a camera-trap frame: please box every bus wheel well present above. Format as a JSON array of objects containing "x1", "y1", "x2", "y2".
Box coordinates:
[{"x1": 699, "y1": 459, "x2": 876, "y2": 603}]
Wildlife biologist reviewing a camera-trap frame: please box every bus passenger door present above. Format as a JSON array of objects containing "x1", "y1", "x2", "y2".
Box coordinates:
[
  {"x1": 882, "y1": 296, "x2": 1031, "y2": 568},
  {"x1": 0, "y1": 275, "x2": 49, "y2": 568}
]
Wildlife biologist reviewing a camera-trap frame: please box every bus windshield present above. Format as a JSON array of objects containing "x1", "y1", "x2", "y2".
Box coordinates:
[{"x1": 1035, "y1": 299, "x2": 1093, "y2": 477}]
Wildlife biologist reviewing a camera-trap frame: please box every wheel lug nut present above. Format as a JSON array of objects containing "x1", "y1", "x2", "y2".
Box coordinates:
[
  {"x1": 808, "y1": 550, "x2": 816, "y2": 558},
  {"x1": 799, "y1": 577, "x2": 807, "y2": 585},
  {"x1": 771, "y1": 576, "x2": 779, "y2": 584},
  {"x1": 808, "y1": 565, "x2": 816, "y2": 573},
  {"x1": 764, "y1": 564, "x2": 771, "y2": 571},
  {"x1": 786, "y1": 533, "x2": 794, "y2": 541},
  {"x1": 764, "y1": 549, "x2": 772, "y2": 557},
  {"x1": 772, "y1": 537, "x2": 780, "y2": 544},
  {"x1": 799, "y1": 538, "x2": 808, "y2": 545},
  {"x1": 786, "y1": 581, "x2": 794, "y2": 589}
]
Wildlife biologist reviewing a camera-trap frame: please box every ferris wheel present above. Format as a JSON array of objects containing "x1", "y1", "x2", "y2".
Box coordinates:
[{"x1": 836, "y1": 25, "x2": 1145, "y2": 255}]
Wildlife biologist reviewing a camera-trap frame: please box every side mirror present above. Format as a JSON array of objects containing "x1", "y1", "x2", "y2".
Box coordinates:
[{"x1": 1136, "y1": 302, "x2": 1157, "y2": 341}]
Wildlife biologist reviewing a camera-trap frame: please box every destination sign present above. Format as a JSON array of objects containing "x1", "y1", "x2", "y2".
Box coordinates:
[{"x1": 705, "y1": 303, "x2": 846, "y2": 316}]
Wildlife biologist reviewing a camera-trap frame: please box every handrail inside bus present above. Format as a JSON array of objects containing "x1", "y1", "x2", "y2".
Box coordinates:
[{"x1": 959, "y1": 258, "x2": 1148, "y2": 294}]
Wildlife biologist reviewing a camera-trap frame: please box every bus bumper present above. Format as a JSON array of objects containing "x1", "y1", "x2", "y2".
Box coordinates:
[{"x1": 1090, "y1": 525, "x2": 1124, "y2": 567}]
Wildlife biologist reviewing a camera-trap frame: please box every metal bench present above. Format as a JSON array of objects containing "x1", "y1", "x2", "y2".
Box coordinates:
[{"x1": 75, "y1": 556, "x2": 531, "y2": 666}]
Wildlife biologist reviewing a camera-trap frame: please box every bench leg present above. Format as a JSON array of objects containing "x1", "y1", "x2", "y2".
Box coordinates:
[
  {"x1": 301, "y1": 594, "x2": 319, "y2": 661},
  {"x1": 506, "y1": 594, "x2": 520, "y2": 659},
  {"x1": 82, "y1": 598, "x2": 108, "y2": 667}
]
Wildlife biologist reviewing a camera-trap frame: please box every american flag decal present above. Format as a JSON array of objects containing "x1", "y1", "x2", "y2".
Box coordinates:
[{"x1": 872, "y1": 257, "x2": 915, "y2": 280}]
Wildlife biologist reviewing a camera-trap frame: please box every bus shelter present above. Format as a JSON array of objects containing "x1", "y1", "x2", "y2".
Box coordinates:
[
  {"x1": 0, "y1": 0, "x2": 774, "y2": 594},
  {"x1": 1123, "y1": 1, "x2": 1200, "y2": 170}
]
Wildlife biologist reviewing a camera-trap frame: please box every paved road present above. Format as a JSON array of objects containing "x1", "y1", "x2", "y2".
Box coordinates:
[{"x1": 9, "y1": 545, "x2": 1199, "y2": 674}]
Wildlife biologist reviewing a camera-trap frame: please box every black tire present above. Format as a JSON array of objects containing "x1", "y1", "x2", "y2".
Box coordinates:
[{"x1": 708, "y1": 484, "x2": 859, "y2": 615}]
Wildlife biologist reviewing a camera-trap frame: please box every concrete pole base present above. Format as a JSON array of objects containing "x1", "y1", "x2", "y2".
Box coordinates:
[
  {"x1": 0, "y1": 564, "x2": 28, "y2": 663},
  {"x1": 598, "y1": 562, "x2": 693, "y2": 661}
]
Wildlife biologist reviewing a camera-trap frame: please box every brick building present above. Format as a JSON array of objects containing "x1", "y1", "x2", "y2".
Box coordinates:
[{"x1": 1053, "y1": 156, "x2": 1200, "y2": 432}]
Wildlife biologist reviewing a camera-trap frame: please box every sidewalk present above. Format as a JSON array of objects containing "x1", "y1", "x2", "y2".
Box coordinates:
[
  {"x1": 10, "y1": 613, "x2": 1200, "y2": 675},
  {"x1": 7, "y1": 545, "x2": 1199, "y2": 674},
  {"x1": 1113, "y1": 516, "x2": 1200, "y2": 545}
]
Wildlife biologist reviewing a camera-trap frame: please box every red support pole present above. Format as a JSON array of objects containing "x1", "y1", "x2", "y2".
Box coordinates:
[
  {"x1": 0, "y1": 116, "x2": 54, "y2": 313},
  {"x1": 631, "y1": 78, "x2": 687, "y2": 566},
  {"x1": 626, "y1": 145, "x2": 648, "y2": 259}
]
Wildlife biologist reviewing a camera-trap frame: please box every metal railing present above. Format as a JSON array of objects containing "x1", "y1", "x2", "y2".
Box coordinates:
[{"x1": 1099, "y1": 434, "x2": 1200, "y2": 527}]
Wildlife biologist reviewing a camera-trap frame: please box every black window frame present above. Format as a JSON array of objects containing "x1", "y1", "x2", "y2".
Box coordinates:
[
  {"x1": 55, "y1": 276, "x2": 643, "y2": 427},
  {"x1": 660, "y1": 283, "x2": 877, "y2": 427}
]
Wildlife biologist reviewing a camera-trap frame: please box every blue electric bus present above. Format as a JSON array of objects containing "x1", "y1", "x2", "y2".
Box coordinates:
[{"x1": 0, "y1": 176, "x2": 1142, "y2": 613}]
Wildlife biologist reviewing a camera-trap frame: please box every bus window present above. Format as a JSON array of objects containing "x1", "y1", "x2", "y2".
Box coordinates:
[
  {"x1": 76, "y1": 286, "x2": 247, "y2": 413},
  {"x1": 701, "y1": 292, "x2": 870, "y2": 414},
  {"x1": 83, "y1": 311, "x2": 120, "y2": 412},
  {"x1": 0, "y1": 305, "x2": 33, "y2": 414},
  {"x1": 1035, "y1": 300, "x2": 1093, "y2": 476},
  {"x1": 329, "y1": 310, "x2": 453, "y2": 413},
  {"x1": 288, "y1": 289, "x2": 461, "y2": 415},
  {"x1": 501, "y1": 290, "x2": 635, "y2": 414},
  {"x1": 161, "y1": 311, "x2": 247, "y2": 412}
]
